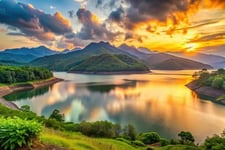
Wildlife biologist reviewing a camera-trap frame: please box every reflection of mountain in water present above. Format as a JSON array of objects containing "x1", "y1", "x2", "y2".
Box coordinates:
[
  {"x1": 4, "y1": 86, "x2": 50, "y2": 101},
  {"x1": 86, "y1": 80, "x2": 138, "y2": 93}
]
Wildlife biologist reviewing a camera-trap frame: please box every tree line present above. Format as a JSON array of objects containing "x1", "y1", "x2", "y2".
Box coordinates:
[
  {"x1": 193, "y1": 68, "x2": 225, "y2": 89},
  {"x1": 0, "y1": 65, "x2": 53, "y2": 84}
]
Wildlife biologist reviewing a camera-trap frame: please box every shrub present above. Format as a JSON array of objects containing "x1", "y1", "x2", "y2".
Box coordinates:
[
  {"x1": 204, "y1": 135, "x2": 225, "y2": 150},
  {"x1": 211, "y1": 77, "x2": 223, "y2": 89},
  {"x1": 0, "y1": 117, "x2": 42, "y2": 150},
  {"x1": 131, "y1": 140, "x2": 145, "y2": 147},
  {"x1": 139, "y1": 132, "x2": 161, "y2": 144},
  {"x1": 122, "y1": 124, "x2": 137, "y2": 140},
  {"x1": 48, "y1": 109, "x2": 65, "y2": 122},
  {"x1": 160, "y1": 138, "x2": 170, "y2": 146},
  {"x1": 178, "y1": 131, "x2": 195, "y2": 144}
]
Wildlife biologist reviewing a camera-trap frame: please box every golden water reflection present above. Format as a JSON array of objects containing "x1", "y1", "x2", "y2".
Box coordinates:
[{"x1": 10, "y1": 71, "x2": 225, "y2": 142}]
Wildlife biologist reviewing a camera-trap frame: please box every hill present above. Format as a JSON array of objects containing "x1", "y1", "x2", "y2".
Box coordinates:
[
  {"x1": 169, "y1": 52, "x2": 225, "y2": 68},
  {"x1": 31, "y1": 42, "x2": 127, "y2": 71},
  {"x1": 0, "y1": 53, "x2": 37, "y2": 63},
  {"x1": 118, "y1": 45, "x2": 212, "y2": 70},
  {"x1": 0, "y1": 46, "x2": 58, "y2": 63},
  {"x1": 32, "y1": 42, "x2": 212, "y2": 71},
  {"x1": 2, "y1": 46, "x2": 58, "y2": 57},
  {"x1": 69, "y1": 53, "x2": 149, "y2": 74},
  {"x1": 151, "y1": 56, "x2": 213, "y2": 70}
]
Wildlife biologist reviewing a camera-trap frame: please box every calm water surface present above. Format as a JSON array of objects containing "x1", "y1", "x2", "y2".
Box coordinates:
[{"x1": 4, "y1": 71, "x2": 225, "y2": 142}]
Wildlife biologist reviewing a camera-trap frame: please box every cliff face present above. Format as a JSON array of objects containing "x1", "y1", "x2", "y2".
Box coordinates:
[{"x1": 186, "y1": 80, "x2": 225, "y2": 105}]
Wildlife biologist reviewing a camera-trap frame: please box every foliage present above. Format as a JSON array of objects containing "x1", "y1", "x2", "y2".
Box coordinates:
[
  {"x1": 122, "y1": 124, "x2": 137, "y2": 140},
  {"x1": 0, "y1": 65, "x2": 53, "y2": 84},
  {"x1": 178, "y1": 131, "x2": 195, "y2": 144},
  {"x1": 203, "y1": 134, "x2": 225, "y2": 150},
  {"x1": 78, "y1": 121, "x2": 115, "y2": 138},
  {"x1": 160, "y1": 138, "x2": 170, "y2": 146},
  {"x1": 0, "y1": 117, "x2": 42, "y2": 150},
  {"x1": 70, "y1": 53, "x2": 149, "y2": 72},
  {"x1": 20, "y1": 105, "x2": 31, "y2": 112},
  {"x1": 139, "y1": 132, "x2": 161, "y2": 144},
  {"x1": 48, "y1": 109, "x2": 65, "y2": 122},
  {"x1": 131, "y1": 140, "x2": 145, "y2": 147},
  {"x1": 193, "y1": 68, "x2": 225, "y2": 89}
]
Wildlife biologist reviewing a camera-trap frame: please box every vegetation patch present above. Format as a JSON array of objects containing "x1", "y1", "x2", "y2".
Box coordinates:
[
  {"x1": 0, "y1": 65, "x2": 53, "y2": 84},
  {"x1": 0, "y1": 117, "x2": 42, "y2": 150}
]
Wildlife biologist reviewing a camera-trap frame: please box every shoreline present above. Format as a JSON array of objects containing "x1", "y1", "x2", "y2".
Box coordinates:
[
  {"x1": 186, "y1": 80, "x2": 225, "y2": 105},
  {"x1": 0, "y1": 77, "x2": 63, "y2": 109},
  {"x1": 68, "y1": 70, "x2": 151, "y2": 75}
]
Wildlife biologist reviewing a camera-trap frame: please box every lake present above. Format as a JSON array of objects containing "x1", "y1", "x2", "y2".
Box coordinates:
[{"x1": 4, "y1": 71, "x2": 225, "y2": 142}]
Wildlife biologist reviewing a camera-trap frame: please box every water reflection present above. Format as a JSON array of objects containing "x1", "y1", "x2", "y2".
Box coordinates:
[{"x1": 5, "y1": 71, "x2": 225, "y2": 142}]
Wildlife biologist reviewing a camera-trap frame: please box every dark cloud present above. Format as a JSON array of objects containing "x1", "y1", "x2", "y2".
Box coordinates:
[
  {"x1": 108, "y1": 6, "x2": 124, "y2": 23},
  {"x1": 76, "y1": 8, "x2": 118, "y2": 41},
  {"x1": 106, "y1": 0, "x2": 198, "y2": 30},
  {"x1": 0, "y1": 0, "x2": 72, "y2": 41},
  {"x1": 96, "y1": 0, "x2": 103, "y2": 8},
  {"x1": 126, "y1": 0, "x2": 189, "y2": 22}
]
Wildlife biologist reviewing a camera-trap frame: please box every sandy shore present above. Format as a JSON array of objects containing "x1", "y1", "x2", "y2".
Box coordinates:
[
  {"x1": 0, "y1": 77, "x2": 63, "y2": 109},
  {"x1": 186, "y1": 80, "x2": 225, "y2": 105}
]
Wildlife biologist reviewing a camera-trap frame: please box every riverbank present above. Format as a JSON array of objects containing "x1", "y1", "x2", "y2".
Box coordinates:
[
  {"x1": 68, "y1": 70, "x2": 151, "y2": 75},
  {"x1": 0, "y1": 77, "x2": 63, "y2": 109},
  {"x1": 186, "y1": 80, "x2": 225, "y2": 105}
]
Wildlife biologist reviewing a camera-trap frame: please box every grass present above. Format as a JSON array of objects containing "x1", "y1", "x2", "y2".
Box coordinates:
[
  {"x1": 217, "y1": 95, "x2": 225, "y2": 101},
  {"x1": 155, "y1": 145, "x2": 202, "y2": 150},
  {"x1": 40, "y1": 128, "x2": 144, "y2": 150}
]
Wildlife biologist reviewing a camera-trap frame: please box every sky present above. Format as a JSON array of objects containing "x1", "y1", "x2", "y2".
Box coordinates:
[{"x1": 0, "y1": 0, "x2": 224, "y2": 54}]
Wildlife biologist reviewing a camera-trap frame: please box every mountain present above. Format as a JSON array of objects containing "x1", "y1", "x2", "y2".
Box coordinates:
[
  {"x1": 0, "y1": 53, "x2": 37, "y2": 63},
  {"x1": 32, "y1": 42, "x2": 212, "y2": 71},
  {"x1": 118, "y1": 45, "x2": 212, "y2": 70},
  {"x1": 213, "y1": 60, "x2": 225, "y2": 68},
  {"x1": 2, "y1": 46, "x2": 58, "y2": 57},
  {"x1": 69, "y1": 53, "x2": 149, "y2": 73},
  {"x1": 137, "y1": 47, "x2": 154, "y2": 54},
  {"x1": 61, "y1": 47, "x2": 82, "y2": 54},
  {"x1": 31, "y1": 41, "x2": 126, "y2": 71},
  {"x1": 0, "y1": 46, "x2": 59, "y2": 63},
  {"x1": 169, "y1": 52, "x2": 225, "y2": 68},
  {"x1": 118, "y1": 44, "x2": 148, "y2": 58},
  {"x1": 152, "y1": 58, "x2": 211, "y2": 70}
]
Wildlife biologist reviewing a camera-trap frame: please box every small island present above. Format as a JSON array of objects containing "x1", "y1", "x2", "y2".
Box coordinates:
[
  {"x1": 69, "y1": 53, "x2": 150, "y2": 74},
  {"x1": 187, "y1": 68, "x2": 225, "y2": 104},
  {"x1": 0, "y1": 65, "x2": 62, "y2": 102}
]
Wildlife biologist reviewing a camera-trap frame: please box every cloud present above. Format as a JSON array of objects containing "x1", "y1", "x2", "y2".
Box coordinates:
[
  {"x1": 76, "y1": 8, "x2": 118, "y2": 41},
  {"x1": 0, "y1": 0, "x2": 72, "y2": 41},
  {"x1": 75, "y1": 0, "x2": 87, "y2": 8},
  {"x1": 189, "y1": 32, "x2": 225, "y2": 43},
  {"x1": 108, "y1": 6, "x2": 124, "y2": 23}
]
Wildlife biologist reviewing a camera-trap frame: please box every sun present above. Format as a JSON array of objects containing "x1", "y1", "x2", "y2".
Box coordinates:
[{"x1": 185, "y1": 43, "x2": 198, "y2": 52}]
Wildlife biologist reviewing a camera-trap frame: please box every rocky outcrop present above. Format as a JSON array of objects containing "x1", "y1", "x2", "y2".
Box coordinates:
[{"x1": 186, "y1": 80, "x2": 225, "y2": 105}]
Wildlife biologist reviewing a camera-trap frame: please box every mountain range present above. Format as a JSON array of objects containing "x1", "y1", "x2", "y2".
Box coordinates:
[
  {"x1": 0, "y1": 46, "x2": 58, "y2": 63},
  {"x1": 169, "y1": 52, "x2": 225, "y2": 68},
  {"x1": 0, "y1": 42, "x2": 224, "y2": 71}
]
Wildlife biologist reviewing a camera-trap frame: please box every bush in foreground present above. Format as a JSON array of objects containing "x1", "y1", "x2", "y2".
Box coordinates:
[{"x1": 0, "y1": 117, "x2": 42, "y2": 150}]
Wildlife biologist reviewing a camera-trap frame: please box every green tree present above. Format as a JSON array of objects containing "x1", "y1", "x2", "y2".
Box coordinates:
[
  {"x1": 48, "y1": 109, "x2": 64, "y2": 122},
  {"x1": 178, "y1": 131, "x2": 195, "y2": 144},
  {"x1": 139, "y1": 132, "x2": 161, "y2": 144},
  {"x1": 212, "y1": 77, "x2": 223, "y2": 89},
  {"x1": 123, "y1": 124, "x2": 137, "y2": 140}
]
